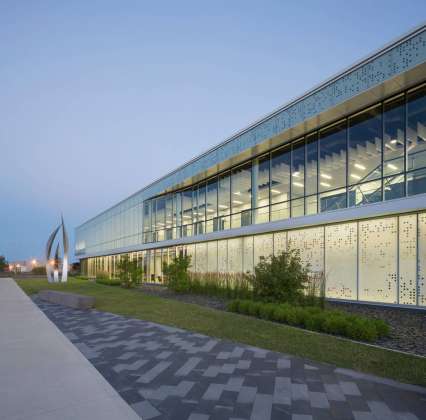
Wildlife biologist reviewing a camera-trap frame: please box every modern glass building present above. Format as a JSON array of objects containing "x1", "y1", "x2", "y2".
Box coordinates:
[{"x1": 76, "y1": 25, "x2": 426, "y2": 308}]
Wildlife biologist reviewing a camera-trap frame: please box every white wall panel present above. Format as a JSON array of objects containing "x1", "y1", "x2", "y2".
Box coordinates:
[
  {"x1": 228, "y1": 238, "x2": 243, "y2": 273},
  {"x1": 207, "y1": 241, "x2": 218, "y2": 273},
  {"x1": 418, "y1": 212, "x2": 426, "y2": 306},
  {"x1": 359, "y1": 217, "x2": 397, "y2": 303},
  {"x1": 195, "y1": 242, "x2": 208, "y2": 273},
  {"x1": 242, "y1": 236, "x2": 254, "y2": 273},
  {"x1": 253, "y1": 233, "x2": 273, "y2": 266},
  {"x1": 273, "y1": 231, "x2": 287, "y2": 256},
  {"x1": 325, "y1": 222, "x2": 357, "y2": 300},
  {"x1": 218, "y1": 240, "x2": 228, "y2": 273},
  {"x1": 399, "y1": 214, "x2": 417, "y2": 305},
  {"x1": 288, "y1": 226, "x2": 324, "y2": 272}
]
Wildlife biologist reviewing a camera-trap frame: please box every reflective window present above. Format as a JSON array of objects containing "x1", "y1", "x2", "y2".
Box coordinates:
[
  {"x1": 407, "y1": 85, "x2": 426, "y2": 171},
  {"x1": 231, "y1": 162, "x2": 252, "y2": 228},
  {"x1": 271, "y1": 145, "x2": 290, "y2": 207},
  {"x1": 407, "y1": 168, "x2": 426, "y2": 196},
  {"x1": 291, "y1": 140, "x2": 305, "y2": 217},
  {"x1": 218, "y1": 173, "x2": 231, "y2": 230},
  {"x1": 319, "y1": 121, "x2": 347, "y2": 211},
  {"x1": 348, "y1": 106, "x2": 382, "y2": 185},
  {"x1": 196, "y1": 183, "x2": 206, "y2": 234},
  {"x1": 182, "y1": 189, "x2": 192, "y2": 237},
  {"x1": 305, "y1": 133, "x2": 318, "y2": 214},
  {"x1": 206, "y1": 178, "x2": 218, "y2": 233},
  {"x1": 384, "y1": 96, "x2": 405, "y2": 176},
  {"x1": 253, "y1": 155, "x2": 270, "y2": 224}
]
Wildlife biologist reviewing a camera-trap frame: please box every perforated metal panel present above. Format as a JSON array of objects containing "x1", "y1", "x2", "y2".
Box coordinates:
[
  {"x1": 398, "y1": 214, "x2": 417, "y2": 305},
  {"x1": 243, "y1": 236, "x2": 254, "y2": 274},
  {"x1": 325, "y1": 222, "x2": 357, "y2": 300},
  {"x1": 359, "y1": 217, "x2": 397, "y2": 303},
  {"x1": 273, "y1": 231, "x2": 287, "y2": 256},
  {"x1": 195, "y1": 242, "x2": 208, "y2": 273},
  {"x1": 207, "y1": 241, "x2": 218, "y2": 273},
  {"x1": 288, "y1": 226, "x2": 324, "y2": 272},
  {"x1": 418, "y1": 212, "x2": 426, "y2": 306},
  {"x1": 228, "y1": 238, "x2": 243, "y2": 274},
  {"x1": 253, "y1": 234, "x2": 273, "y2": 266},
  {"x1": 218, "y1": 240, "x2": 227, "y2": 273}
]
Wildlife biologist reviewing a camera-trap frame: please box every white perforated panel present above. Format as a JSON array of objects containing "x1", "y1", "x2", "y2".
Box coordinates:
[
  {"x1": 243, "y1": 236, "x2": 254, "y2": 273},
  {"x1": 288, "y1": 226, "x2": 324, "y2": 272},
  {"x1": 218, "y1": 240, "x2": 227, "y2": 273},
  {"x1": 273, "y1": 231, "x2": 287, "y2": 256},
  {"x1": 325, "y1": 222, "x2": 357, "y2": 300},
  {"x1": 253, "y1": 234, "x2": 273, "y2": 266},
  {"x1": 228, "y1": 238, "x2": 243, "y2": 273},
  {"x1": 418, "y1": 213, "x2": 426, "y2": 306},
  {"x1": 207, "y1": 241, "x2": 218, "y2": 273},
  {"x1": 399, "y1": 214, "x2": 417, "y2": 305},
  {"x1": 359, "y1": 217, "x2": 397, "y2": 303},
  {"x1": 195, "y1": 242, "x2": 208, "y2": 273}
]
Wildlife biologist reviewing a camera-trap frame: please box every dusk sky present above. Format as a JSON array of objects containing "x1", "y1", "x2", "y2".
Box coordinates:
[{"x1": 1, "y1": 1, "x2": 425, "y2": 262}]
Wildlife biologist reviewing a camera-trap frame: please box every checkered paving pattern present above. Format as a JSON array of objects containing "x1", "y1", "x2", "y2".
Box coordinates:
[{"x1": 34, "y1": 298, "x2": 426, "y2": 420}]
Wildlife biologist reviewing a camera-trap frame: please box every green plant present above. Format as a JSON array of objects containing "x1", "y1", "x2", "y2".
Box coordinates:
[
  {"x1": 95, "y1": 277, "x2": 121, "y2": 286},
  {"x1": 227, "y1": 299, "x2": 390, "y2": 343},
  {"x1": 163, "y1": 254, "x2": 191, "y2": 293},
  {"x1": 248, "y1": 249, "x2": 309, "y2": 303},
  {"x1": 117, "y1": 255, "x2": 143, "y2": 288},
  {"x1": 31, "y1": 266, "x2": 46, "y2": 275}
]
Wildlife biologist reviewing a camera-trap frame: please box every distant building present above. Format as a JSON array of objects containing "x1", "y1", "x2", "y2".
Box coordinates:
[
  {"x1": 76, "y1": 25, "x2": 426, "y2": 309},
  {"x1": 9, "y1": 259, "x2": 41, "y2": 273}
]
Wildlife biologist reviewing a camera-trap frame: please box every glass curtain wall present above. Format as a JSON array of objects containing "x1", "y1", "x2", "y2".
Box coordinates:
[{"x1": 143, "y1": 84, "x2": 426, "y2": 244}]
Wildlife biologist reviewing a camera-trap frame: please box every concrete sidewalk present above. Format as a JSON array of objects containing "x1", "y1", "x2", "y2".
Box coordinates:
[{"x1": 0, "y1": 278, "x2": 140, "y2": 420}]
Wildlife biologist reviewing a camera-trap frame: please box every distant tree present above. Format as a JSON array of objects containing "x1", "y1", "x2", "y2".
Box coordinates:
[{"x1": 0, "y1": 256, "x2": 8, "y2": 272}]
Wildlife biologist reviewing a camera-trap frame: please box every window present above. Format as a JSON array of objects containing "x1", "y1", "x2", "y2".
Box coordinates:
[
  {"x1": 319, "y1": 121, "x2": 347, "y2": 211},
  {"x1": 253, "y1": 155, "x2": 270, "y2": 224},
  {"x1": 182, "y1": 189, "x2": 192, "y2": 237},
  {"x1": 407, "y1": 85, "x2": 426, "y2": 171},
  {"x1": 348, "y1": 106, "x2": 382, "y2": 185},
  {"x1": 231, "y1": 162, "x2": 252, "y2": 228},
  {"x1": 196, "y1": 183, "x2": 206, "y2": 234},
  {"x1": 206, "y1": 178, "x2": 218, "y2": 233},
  {"x1": 271, "y1": 145, "x2": 290, "y2": 220},
  {"x1": 305, "y1": 133, "x2": 318, "y2": 214},
  {"x1": 218, "y1": 173, "x2": 231, "y2": 230},
  {"x1": 291, "y1": 140, "x2": 305, "y2": 217},
  {"x1": 384, "y1": 96, "x2": 405, "y2": 176}
]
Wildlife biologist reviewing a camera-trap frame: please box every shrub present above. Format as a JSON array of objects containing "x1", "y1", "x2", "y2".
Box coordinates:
[
  {"x1": 248, "y1": 249, "x2": 309, "y2": 303},
  {"x1": 163, "y1": 255, "x2": 191, "y2": 293},
  {"x1": 31, "y1": 266, "x2": 46, "y2": 275},
  {"x1": 96, "y1": 277, "x2": 121, "y2": 286},
  {"x1": 227, "y1": 299, "x2": 389, "y2": 343},
  {"x1": 117, "y1": 255, "x2": 143, "y2": 288}
]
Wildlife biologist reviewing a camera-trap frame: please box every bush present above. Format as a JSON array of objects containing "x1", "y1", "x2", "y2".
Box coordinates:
[
  {"x1": 32, "y1": 266, "x2": 46, "y2": 275},
  {"x1": 95, "y1": 277, "x2": 121, "y2": 286},
  {"x1": 227, "y1": 299, "x2": 390, "y2": 343},
  {"x1": 163, "y1": 255, "x2": 191, "y2": 293},
  {"x1": 248, "y1": 249, "x2": 309, "y2": 304},
  {"x1": 117, "y1": 255, "x2": 143, "y2": 288}
]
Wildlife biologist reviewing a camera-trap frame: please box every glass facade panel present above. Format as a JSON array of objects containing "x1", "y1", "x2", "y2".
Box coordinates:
[
  {"x1": 407, "y1": 86, "x2": 426, "y2": 171},
  {"x1": 182, "y1": 189, "x2": 193, "y2": 237},
  {"x1": 349, "y1": 180, "x2": 382, "y2": 207},
  {"x1": 305, "y1": 133, "x2": 318, "y2": 215},
  {"x1": 384, "y1": 97, "x2": 405, "y2": 176},
  {"x1": 291, "y1": 140, "x2": 305, "y2": 199},
  {"x1": 218, "y1": 173, "x2": 231, "y2": 230},
  {"x1": 348, "y1": 106, "x2": 382, "y2": 184},
  {"x1": 407, "y1": 167, "x2": 426, "y2": 196},
  {"x1": 253, "y1": 155, "x2": 270, "y2": 224},
  {"x1": 231, "y1": 163, "x2": 252, "y2": 228},
  {"x1": 206, "y1": 179, "x2": 218, "y2": 233},
  {"x1": 271, "y1": 146, "x2": 291, "y2": 212}
]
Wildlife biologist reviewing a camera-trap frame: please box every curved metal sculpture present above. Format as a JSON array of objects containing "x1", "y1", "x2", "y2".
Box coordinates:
[{"x1": 45, "y1": 216, "x2": 69, "y2": 283}]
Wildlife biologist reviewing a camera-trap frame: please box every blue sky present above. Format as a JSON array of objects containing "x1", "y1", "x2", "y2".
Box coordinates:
[{"x1": 1, "y1": 1, "x2": 425, "y2": 262}]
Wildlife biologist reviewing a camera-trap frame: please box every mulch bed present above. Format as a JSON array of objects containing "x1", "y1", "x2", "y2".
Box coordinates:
[{"x1": 138, "y1": 284, "x2": 426, "y2": 357}]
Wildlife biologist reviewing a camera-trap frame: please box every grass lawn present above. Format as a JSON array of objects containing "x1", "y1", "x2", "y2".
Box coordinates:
[{"x1": 16, "y1": 277, "x2": 426, "y2": 387}]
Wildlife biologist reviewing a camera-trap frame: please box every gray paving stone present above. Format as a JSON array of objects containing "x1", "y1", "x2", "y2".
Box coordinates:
[
  {"x1": 34, "y1": 298, "x2": 426, "y2": 420},
  {"x1": 187, "y1": 413, "x2": 210, "y2": 420}
]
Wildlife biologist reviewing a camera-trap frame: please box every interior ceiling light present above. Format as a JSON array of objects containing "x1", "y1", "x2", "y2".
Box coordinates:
[
  {"x1": 218, "y1": 204, "x2": 228, "y2": 209},
  {"x1": 270, "y1": 189, "x2": 281, "y2": 194},
  {"x1": 320, "y1": 182, "x2": 331, "y2": 188},
  {"x1": 232, "y1": 200, "x2": 243, "y2": 205},
  {"x1": 292, "y1": 182, "x2": 304, "y2": 188},
  {"x1": 354, "y1": 163, "x2": 366, "y2": 170},
  {"x1": 320, "y1": 173, "x2": 332, "y2": 180},
  {"x1": 387, "y1": 163, "x2": 398, "y2": 170},
  {"x1": 351, "y1": 173, "x2": 361, "y2": 180},
  {"x1": 293, "y1": 171, "x2": 300, "y2": 177}
]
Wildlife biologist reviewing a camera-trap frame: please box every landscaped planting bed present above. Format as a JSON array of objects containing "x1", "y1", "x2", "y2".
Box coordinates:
[{"x1": 227, "y1": 299, "x2": 390, "y2": 342}]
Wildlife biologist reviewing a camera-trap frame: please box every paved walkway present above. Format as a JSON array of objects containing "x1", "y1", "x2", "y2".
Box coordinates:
[
  {"x1": 34, "y1": 297, "x2": 426, "y2": 420},
  {"x1": 0, "y1": 279, "x2": 140, "y2": 420}
]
